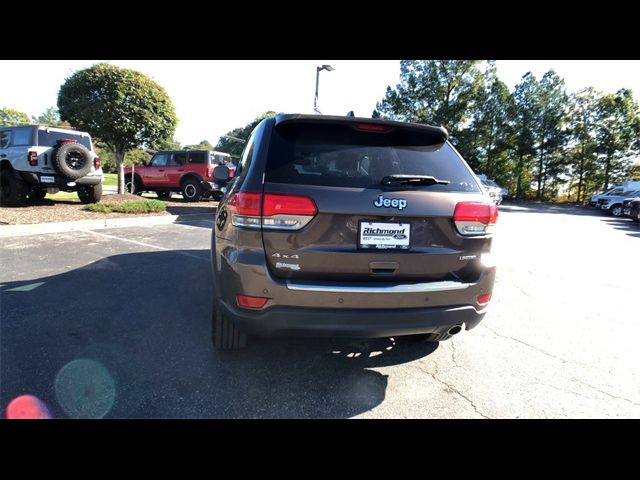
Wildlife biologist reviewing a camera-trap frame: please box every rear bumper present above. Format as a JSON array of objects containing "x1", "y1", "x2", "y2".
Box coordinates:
[
  {"x1": 219, "y1": 300, "x2": 487, "y2": 338},
  {"x1": 19, "y1": 171, "x2": 102, "y2": 188}
]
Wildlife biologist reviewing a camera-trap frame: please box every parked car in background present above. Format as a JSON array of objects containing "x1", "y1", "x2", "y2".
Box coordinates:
[
  {"x1": 598, "y1": 190, "x2": 640, "y2": 217},
  {"x1": 590, "y1": 181, "x2": 640, "y2": 206},
  {"x1": 477, "y1": 175, "x2": 504, "y2": 205},
  {"x1": 124, "y1": 150, "x2": 234, "y2": 201},
  {"x1": 211, "y1": 113, "x2": 498, "y2": 349},
  {"x1": 622, "y1": 194, "x2": 640, "y2": 220},
  {"x1": 1, "y1": 125, "x2": 103, "y2": 206},
  {"x1": 630, "y1": 199, "x2": 640, "y2": 222}
]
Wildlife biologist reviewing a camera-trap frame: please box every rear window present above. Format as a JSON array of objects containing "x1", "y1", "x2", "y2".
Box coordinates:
[
  {"x1": 0, "y1": 131, "x2": 9, "y2": 149},
  {"x1": 37, "y1": 130, "x2": 91, "y2": 150},
  {"x1": 188, "y1": 152, "x2": 206, "y2": 164},
  {"x1": 265, "y1": 123, "x2": 481, "y2": 192}
]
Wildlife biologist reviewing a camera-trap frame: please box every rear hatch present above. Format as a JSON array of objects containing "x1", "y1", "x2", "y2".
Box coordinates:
[{"x1": 261, "y1": 118, "x2": 493, "y2": 283}]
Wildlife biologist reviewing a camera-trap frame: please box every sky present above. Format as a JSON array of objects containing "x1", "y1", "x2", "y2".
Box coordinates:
[{"x1": 1, "y1": 60, "x2": 639, "y2": 146}]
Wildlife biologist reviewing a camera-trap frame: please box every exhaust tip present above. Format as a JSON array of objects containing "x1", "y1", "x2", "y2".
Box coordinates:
[{"x1": 448, "y1": 325, "x2": 463, "y2": 336}]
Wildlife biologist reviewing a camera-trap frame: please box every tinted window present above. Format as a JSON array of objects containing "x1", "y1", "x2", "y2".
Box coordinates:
[
  {"x1": 13, "y1": 128, "x2": 33, "y2": 146},
  {"x1": 187, "y1": 152, "x2": 205, "y2": 164},
  {"x1": 151, "y1": 153, "x2": 169, "y2": 166},
  {"x1": 211, "y1": 153, "x2": 230, "y2": 165},
  {"x1": 0, "y1": 131, "x2": 10, "y2": 149},
  {"x1": 169, "y1": 152, "x2": 187, "y2": 166},
  {"x1": 265, "y1": 123, "x2": 480, "y2": 192},
  {"x1": 37, "y1": 130, "x2": 91, "y2": 149},
  {"x1": 236, "y1": 131, "x2": 256, "y2": 181}
]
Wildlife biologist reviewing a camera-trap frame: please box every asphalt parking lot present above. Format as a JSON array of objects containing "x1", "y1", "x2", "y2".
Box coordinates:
[{"x1": 1, "y1": 204, "x2": 639, "y2": 418}]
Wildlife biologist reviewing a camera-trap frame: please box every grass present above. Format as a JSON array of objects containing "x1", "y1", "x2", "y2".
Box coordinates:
[
  {"x1": 84, "y1": 199, "x2": 166, "y2": 214},
  {"x1": 103, "y1": 173, "x2": 117, "y2": 186}
]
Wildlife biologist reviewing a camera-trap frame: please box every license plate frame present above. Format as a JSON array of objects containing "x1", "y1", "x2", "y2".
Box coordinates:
[{"x1": 358, "y1": 220, "x2": 411, "y2": 250}]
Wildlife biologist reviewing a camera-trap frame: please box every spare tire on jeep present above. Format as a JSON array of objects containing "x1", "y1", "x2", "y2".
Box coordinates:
[{"x1": 53, "y1": 142, "x2": 92, "y2": 180}]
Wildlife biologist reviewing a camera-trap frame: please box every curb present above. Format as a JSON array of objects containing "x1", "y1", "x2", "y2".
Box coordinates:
[{"x1": 0, "y1": 213, "x2": 214, "y2": 238}]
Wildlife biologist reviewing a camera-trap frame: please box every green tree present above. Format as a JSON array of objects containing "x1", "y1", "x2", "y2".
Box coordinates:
[
  {"x1": 373, "y1": 60, "x2": 484, "y2": 145},
  {"x1": 31, "y1": 107, "x2": 70, "y2": 127},
  {"x1": 566, "y1": 88, "x2": 602, "y2": 203},
  {"x1": 465, "y1": 62, "x2": 515, "y2": 185},
  {"x1": 216, "y1": 111, "x2": 276, "y2": 157},
  {"x1": 0, "y1": 107, "x2": 30, "y2": 127},
  {"x1": 594, "y1": 88, "x2": 640, "y2": 189},
  {"x1": 58, "y1": 63, "x2": 178, "y2": 194},
  {"x1": 511, "y1": 72, "x2": 541, "y2": 199},
  {"x1": 534, "y1": 70, "x2": 568, "y2": 200},
  {"x1": 154, "y1": 137, "x2": 181, "y2": 150},
  {"x1": 184, "y1": 140, "x2": 216, "y2": 151}
]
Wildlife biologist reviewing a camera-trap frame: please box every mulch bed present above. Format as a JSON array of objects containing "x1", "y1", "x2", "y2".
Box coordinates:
[{"x1": 0, "y1": 194, "x2": 218, "y2": 225}]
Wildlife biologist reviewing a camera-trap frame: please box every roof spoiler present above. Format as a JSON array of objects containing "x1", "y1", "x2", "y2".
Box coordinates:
[{"x1": 274, "y1": 114, "x2": 449, "y2": 140}]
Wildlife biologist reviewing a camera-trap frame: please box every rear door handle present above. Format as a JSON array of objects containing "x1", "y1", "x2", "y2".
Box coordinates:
[
  {"x1": 0, "y1": 154, "x2": 6, "y2": 158},
  {"x1": 158, "y1": 169, "x2": 165, "y2": 172},
  {"x1": 178, "y1": 169, "x2": 184, "y2": 172}
]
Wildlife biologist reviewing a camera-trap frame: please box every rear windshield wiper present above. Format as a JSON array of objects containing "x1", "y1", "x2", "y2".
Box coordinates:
[{"x1": 381, "y1": 175, "x2": 450, "y2": 187}]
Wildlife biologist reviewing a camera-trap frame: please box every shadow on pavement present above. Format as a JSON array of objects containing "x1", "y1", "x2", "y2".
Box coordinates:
[
  {"x1": 602, "y1": 218, "x2": 640, "y2": 238},
  {"x1": 1, "y1": 250, "x2": 438, "y2": 419}
]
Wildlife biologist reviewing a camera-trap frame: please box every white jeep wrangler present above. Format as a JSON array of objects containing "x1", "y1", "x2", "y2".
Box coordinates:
[{"x1": 0, "y1": 125, "x2": 103, "y2": 207}]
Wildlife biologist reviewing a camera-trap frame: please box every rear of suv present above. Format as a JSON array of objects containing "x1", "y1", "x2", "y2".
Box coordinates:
[
  {"x1": 124, "y1": 150, "x2": 234, "y2": 201},
  {"x1": 211, "y1": 114, "x2": 498, "y2": 349},
  {"x1": 0, "y1": 125, "x2": 103, "y2": 206}
]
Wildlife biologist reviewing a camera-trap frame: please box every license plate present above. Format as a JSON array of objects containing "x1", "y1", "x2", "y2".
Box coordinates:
[
  {"x1": 40, "y1": 176, "x2": 55, "y2": 183},
  {"x1": 359, "y1": 221, "x2": 411, "y2": 250}
]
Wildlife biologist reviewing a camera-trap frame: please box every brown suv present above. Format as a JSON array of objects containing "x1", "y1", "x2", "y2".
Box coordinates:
[{"x1": 210, "y1": 114, "x2": 497, "y2": 349}]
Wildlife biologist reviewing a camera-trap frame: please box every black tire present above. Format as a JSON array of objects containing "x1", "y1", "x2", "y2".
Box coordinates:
[
  {"x1": 53, "y1": 142, "x2": 92, "y2": 180},
  {"x1": 0, "y1": 169, "x2": 28, "y2": 207},
  {"x1": 125, "y1": 176, "x2": 143, "y2": 196},
  {"x1": 632, "y1": 206, "x2": 640, "y2": 223},
  {"x1": 212, "y1": 302, "x2": 247, "y2": 350},
  {"x1": 78, "y1": 183, "x2": 103, "y2": 204},
  {"x1": 156, "y1": 191, "x2": 172, "y2": 200},
  {"x1": 27, "y1": 186, "x2": 47, "y2": 201},
  {"x1": 610, "y1": 204, "x2": 623, "y2": 217},
  {"x1": 212, "y1": 191, "x2": 223, "y2": 201},
  {"x1": 181, "y1": 178, "x2": 203, "y2": 202}
]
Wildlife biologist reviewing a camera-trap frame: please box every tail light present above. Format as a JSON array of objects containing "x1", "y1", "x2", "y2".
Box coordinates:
[
  {"x1": 28, "y1": 151, "x2": 38, "y2": 166},
  {"x1": 453, "y1": 202, "x2": 498, "y2": 236},
  {"x1": 236, "y1": 295, "x2": 269, "y2": 309},
  {"x1": 229, "y1": 192, "x2": 317, "y2": 230},
  {"x1": 206, "y1": 166, "x2": 213, "y2": 179},
  {"x1": 94, "y1": 156, "x2": 101, "y2": 170},
  {"x1": 355, "y1": 123, "x2": 392, "y2": 133},
  {"x1": 477, "y1": 293, "x2": 492, "y2": 305}
]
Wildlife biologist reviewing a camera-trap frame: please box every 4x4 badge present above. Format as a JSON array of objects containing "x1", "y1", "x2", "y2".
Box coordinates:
[{"x1": 373, "y1": 195, "x2": 407, "y2": 210}]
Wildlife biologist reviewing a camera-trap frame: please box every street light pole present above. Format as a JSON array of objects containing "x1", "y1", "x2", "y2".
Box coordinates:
[{"x1": 314, "y1": 64, "x2": 335, "y2": 114}]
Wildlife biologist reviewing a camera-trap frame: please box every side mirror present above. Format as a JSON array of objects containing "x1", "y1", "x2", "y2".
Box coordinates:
[{"x1": 213, "y1": 165, "x2": 229, "y2": 181}]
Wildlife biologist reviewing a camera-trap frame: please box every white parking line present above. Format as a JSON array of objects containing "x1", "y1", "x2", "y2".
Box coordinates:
[{"x1": 81, "y1": 229, "x2": 208, "y2": 262}]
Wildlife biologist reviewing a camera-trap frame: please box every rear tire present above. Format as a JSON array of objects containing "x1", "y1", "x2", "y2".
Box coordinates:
[
  {"x1": 181, "y1": 179, "x2": 202, "y2": 202},
  {"x1": 212, "y1": 302, "x2": 247, "y2": 350},
  {"x1": 610, "y1": 204, "x2": 623, "y2": 217},
  {"x1": 125, "y1": 176, "x2": 143, "y2": 196},
  {"x1": 78, "y1": 183, "x2": 103, "y2": 204},
  {"x1": 632, "y1": 205, "x2": 640, "y2": 223},
  {"x1": 0, "y1": 169, "x2": 28, "y2": 207}
]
